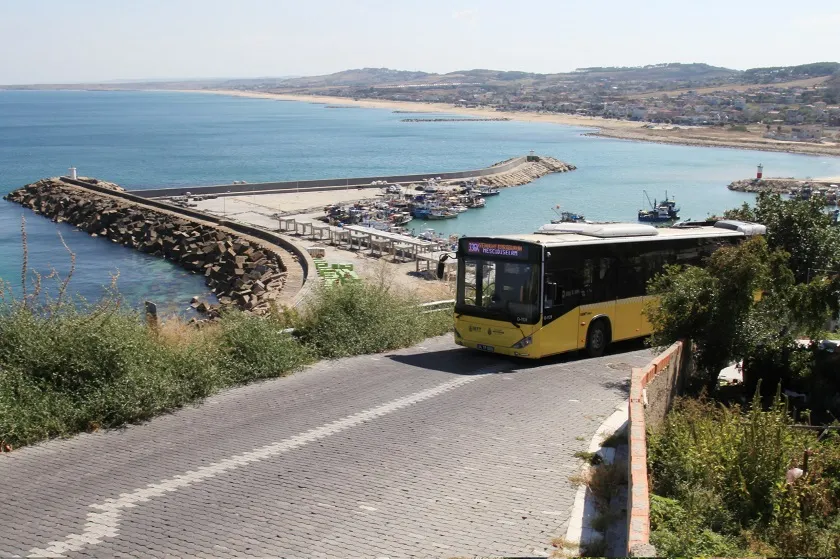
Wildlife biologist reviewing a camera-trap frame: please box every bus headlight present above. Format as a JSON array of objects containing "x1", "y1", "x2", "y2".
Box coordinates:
[
  {"x1": 512, "y1": 336, "x2": 532, "y2": 349},
  {"x1": 454, "y1": 327, "x2": 462, "y2": 339}
]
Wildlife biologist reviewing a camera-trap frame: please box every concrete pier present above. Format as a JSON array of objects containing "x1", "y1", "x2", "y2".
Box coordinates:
[{"x1": 131, "y1": 155, "x2": 576, "y2": 200}]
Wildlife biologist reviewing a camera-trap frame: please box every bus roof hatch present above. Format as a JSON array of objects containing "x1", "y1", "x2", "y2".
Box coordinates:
[
  {"x1": 536, "y1": 222, "x2": 659, "y2": 238},
  {"x1": 713, "y1": 220, "x2": 767, "y2": 235}
]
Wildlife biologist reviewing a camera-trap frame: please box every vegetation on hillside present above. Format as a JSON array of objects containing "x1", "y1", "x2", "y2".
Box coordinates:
[
  {"x1": 743, "y1": 62, "x2": 840, "y2": 83},
  {"x1": 0, "y1": 255, "x2": 452, "y2": 449},
  {"x1": 645, "y1": 195, "x2": 840, "y2": 555},
  {"x1": 648, "y1": 395, "x2": 840, "y2": 556}
]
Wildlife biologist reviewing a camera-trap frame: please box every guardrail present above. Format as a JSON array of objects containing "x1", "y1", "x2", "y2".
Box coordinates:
[
  {"x1": 278, "y1": 300, "x2": 455, "y2": 335},
  {"x1": 418, "y1": 299, "x2": 456, "y2": 314}
]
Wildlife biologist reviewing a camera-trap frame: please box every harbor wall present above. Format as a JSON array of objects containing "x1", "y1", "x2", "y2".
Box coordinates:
[
  {"x1": 4, "y1": 177, "x2": 315, "y2": 314},
  {"x1": 131, "y1": 156, "x2": 534, "y2": 198},
  {"x1": 59, "y1": 176, "x2": 315, "y2": 302}
]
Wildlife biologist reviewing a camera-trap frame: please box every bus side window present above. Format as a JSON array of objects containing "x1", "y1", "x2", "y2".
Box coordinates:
[
  {"x1": 544, "y1": 275, "x2": 559, "y2": 307},
  {"x1": 615, "y1": 255, "x2": 645, "y2": 298}
]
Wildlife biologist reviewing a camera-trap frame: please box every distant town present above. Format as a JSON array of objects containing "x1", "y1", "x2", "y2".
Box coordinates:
[{"x1": 220, "y1": 62, "x2": 840, "y2": 144}]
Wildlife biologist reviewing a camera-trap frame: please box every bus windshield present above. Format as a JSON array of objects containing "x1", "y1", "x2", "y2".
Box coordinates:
[{"x1": 456, "y1": 258, "x2": 541, "y2": 324}]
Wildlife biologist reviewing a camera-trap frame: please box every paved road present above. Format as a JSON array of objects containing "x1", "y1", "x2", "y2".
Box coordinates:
[{"x1": 1, "y1": 337, "x2": 652, "y2": 558}]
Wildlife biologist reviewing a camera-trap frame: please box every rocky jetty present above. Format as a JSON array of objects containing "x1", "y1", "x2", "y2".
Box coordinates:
[
  {"x1": 4, "y1": 178, "x2": 289, "y2": 316},
  {"x1": 728, "y1": 177, "x2": 837, "y2": 194},
  {"x1": 478, "y1": 156, "x2": 576, "y2": 188}
]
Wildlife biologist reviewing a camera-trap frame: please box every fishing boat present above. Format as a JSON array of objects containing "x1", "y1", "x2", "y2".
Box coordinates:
[
  {"x1": 451, "y1": 204, "x2": 469, "y2": 214},
  {"x1": 467, "y1": 196, "x2": 486, "y2": 208},
  {"x1": 417, "y1": 227, "x2": 440, "y2": 242},
  {"x1": 422, "y1": 180, "x2": 440, "y2": 193},
  {"x1": 426, "y1": 209, "x2": 458, "y2": 220},
  {"x1": 479, "y1": 186, "x2": 500, "y2": 196},
  {"x1": 551, "y1": 211, "x2": 586, "y2": 223},
  {"x1": 391, "y1": 212, "x2": 413, "y2": 226},
  {"x1": 638, "y1": 191, "x2": 679, "y2": 222}
]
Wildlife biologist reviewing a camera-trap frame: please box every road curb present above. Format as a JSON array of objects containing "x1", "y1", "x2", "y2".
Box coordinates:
[{"x1": 563, "y1": 402, "x2": 628, "y2": 554}]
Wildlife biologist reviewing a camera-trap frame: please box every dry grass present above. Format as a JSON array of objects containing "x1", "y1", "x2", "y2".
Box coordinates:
[
  {"x1": 155, "y1": 316, "x2": 219, "y2": 348},
  {"x1": 588, "y1": 461, "x2": 628, "y2": 510},
  {"x1": 549, "y1": 536, "x2": 581, "y2": 558}
]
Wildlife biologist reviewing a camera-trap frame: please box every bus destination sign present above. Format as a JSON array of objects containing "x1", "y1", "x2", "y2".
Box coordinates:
[{"x1": 465, "y1": 241, "x2": 528, "y2": 259}]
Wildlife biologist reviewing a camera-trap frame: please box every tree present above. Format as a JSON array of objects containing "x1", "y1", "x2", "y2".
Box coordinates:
[
  {"x1": 725, "y1": 193, "x2": 840, "y2": 282},
  {"x1": 647, "y1": 197, "x2": 840, "y2": 391},
  {"x1": 646, "y1": 237, "x2": 778, "y2": 390}
]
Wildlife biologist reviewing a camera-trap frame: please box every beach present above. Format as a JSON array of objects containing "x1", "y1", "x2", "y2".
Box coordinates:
[{"x1": 182, "y1": 89, "x2": 840, "y2": 158}]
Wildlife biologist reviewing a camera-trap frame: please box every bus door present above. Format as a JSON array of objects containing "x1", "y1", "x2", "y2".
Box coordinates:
[
  {"x1": 542, "y1": 267, "x2": 587, "y2": 354},
  {"x1": 577, "y1": 257, "x2": 616, "y2": 348}
]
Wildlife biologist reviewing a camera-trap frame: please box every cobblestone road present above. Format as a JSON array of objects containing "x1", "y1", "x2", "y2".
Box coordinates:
[{"x1": 1, "y1": 337, "x2": 652, "y2": 558}]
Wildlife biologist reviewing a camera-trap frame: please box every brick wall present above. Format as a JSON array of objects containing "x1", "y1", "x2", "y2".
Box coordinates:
[{"x1": 626, "y1": 341, "x2": 691, "y2": 556}]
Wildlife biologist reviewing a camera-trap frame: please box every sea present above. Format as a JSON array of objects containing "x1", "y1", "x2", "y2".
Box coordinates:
[{"x1": 3, "y1": 90, "x2": 840, "y2": 312}]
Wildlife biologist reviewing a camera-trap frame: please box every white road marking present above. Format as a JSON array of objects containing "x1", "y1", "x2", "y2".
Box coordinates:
[{"x1": 28, "y1": 369, "x2": 500, "y2": 557}]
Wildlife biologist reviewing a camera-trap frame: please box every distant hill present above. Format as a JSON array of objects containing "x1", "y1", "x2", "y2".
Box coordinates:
[
  {"x1": 572, "y1": 63, "x2": 738, "y2": 81},
  {"x1": 5, "y1": 62, "x2": 840, "y2": 97},
  {"x1": 276, "y1": 68, "x2": 432, "y2": 89},
  {"x1": 743, "y1": 62, "x2": 840, "y2": 83}
]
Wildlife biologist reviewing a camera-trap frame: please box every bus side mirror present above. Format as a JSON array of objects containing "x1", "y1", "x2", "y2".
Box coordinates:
[{"x1": 436, "y1": 254, "x2": 450, "y2": 279}]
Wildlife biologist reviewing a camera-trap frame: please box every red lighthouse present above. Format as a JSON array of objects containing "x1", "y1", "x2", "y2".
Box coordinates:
[{"x1": 757, "y1": 164, "x2": 763, "y2": 180}]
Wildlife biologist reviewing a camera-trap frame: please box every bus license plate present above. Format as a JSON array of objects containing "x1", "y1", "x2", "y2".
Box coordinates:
[{"x1": 477, "y1": 344, "x2": 495, "y2": 352}]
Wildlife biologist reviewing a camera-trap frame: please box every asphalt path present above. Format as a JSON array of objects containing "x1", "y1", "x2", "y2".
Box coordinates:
[{"x1": 1, "y1": 336, "x2": 653, "y2": 558}]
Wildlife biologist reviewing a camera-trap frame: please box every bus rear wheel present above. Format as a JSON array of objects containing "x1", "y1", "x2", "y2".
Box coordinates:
[{"x1": 586, "y1": 320, "x2": 610, "y2": 358}]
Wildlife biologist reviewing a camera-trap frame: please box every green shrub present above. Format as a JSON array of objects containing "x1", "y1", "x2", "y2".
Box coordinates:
[
  {"x1": 0, "y1": 365, "x2": 80, "y2": 446},
  {"x1": 0, "y1": 299, "x2": 221, "y2": 446},
  {"x1": 294, "y1": 283, "x2": 452, "y2": 359},
  {"x1": 648, "y1": 393, "x2": 840, "y2": 556},
  {"x1": 650, "y1": 494, "x2": 747, "y2": 557},
  {"x1": 218, "y1": 310, "x2": 314, "y2": 383}
]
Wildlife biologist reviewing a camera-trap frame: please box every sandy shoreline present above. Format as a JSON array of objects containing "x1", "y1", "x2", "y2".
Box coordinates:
[
  {"x1": 178, "y1": 89, "x2": 840, "y2": 158},
  {"x1": 177, "y1": 89, "x2": 639, "y2": 129}
]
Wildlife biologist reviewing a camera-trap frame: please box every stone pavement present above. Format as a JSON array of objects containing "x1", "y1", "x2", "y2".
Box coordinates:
[{"x1": 0, "y1": 337, "x2": 652, "y2": 558}]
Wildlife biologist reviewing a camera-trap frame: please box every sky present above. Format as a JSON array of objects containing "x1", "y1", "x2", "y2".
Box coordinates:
[{"x1": 1, "y1": 0, "x2": 839, "y2": 84}]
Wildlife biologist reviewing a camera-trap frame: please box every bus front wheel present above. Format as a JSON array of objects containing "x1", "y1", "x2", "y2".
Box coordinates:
[{"x1": 586, "y1": 320, "x2": 610, "y2": 358}]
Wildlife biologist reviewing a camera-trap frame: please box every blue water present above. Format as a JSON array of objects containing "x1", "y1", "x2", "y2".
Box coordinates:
[{"x1": 3, "y1": 90, "x2": 840, "y2": 309}]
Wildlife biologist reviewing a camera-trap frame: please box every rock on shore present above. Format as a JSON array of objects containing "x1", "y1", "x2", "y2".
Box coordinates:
[{"x1": 4, "y1": 178, "x2": 288, "y2": 316}]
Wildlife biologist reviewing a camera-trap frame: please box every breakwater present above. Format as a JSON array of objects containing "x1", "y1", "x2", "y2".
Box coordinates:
[
  {"x1": 728, "y1": 177, "x2": 838, "y2": 194},
  {"x1": 131, "y1": 155, "x2": 576, "y2": 199},
  {"x1": 4, "y1": 178, "x2": 296, "y2": 316}
]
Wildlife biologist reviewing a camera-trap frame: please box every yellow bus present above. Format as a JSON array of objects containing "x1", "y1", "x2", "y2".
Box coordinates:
[{"x1": 449, "y1": 220, "x2": 765, "y2": 359}]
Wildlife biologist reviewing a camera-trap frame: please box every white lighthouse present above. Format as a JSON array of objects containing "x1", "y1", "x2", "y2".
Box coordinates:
[{"x1": 68, "y1": 167, "x2": 78, "y2": 180}]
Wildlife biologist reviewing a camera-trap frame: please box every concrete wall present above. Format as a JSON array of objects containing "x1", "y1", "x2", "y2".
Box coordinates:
[
  {"x1": 626, "y1": 341, "x2": 691, "y2": 557},
  {"x1": 60, "y1": 177, "x2": 315, "y2": 302},
  {"x1": 130, "y1": 156, "x2": 529, "y2": 199}
]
